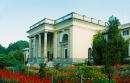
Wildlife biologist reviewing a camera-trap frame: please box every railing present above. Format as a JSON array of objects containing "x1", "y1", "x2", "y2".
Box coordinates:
[
  {"x1": 55, "y1": 12, "x2": 108, "y2": 26},
  {"x1": 54, "y1": 13, "x2": 73, "y2": 24},
  {"x1": 30, "y1": 18, "x2": 54, "y2": 29},
  {"x1": 29, "y1": 12, "x2": 108, "y2": 30}
]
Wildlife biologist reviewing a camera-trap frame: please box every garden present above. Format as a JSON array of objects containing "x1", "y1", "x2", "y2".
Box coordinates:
[{"x1": 0, "y1": 63, "x2": 130, "y2": 83}]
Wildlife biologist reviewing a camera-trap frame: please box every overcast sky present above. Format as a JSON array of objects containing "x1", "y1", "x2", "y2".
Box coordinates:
[{"x1": 0, "y1": 0, "x2": 130, "y2": 47}]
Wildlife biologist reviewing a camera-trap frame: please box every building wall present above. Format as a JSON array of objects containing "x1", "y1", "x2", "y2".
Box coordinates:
[
  {"x1": 55, "y1": 19, "x2": 73, "y2": 59},
  {"x1": 121, "y1": 29, "x2": 130, "y2": 40},
  {"x1": 72, "y1": 19, "x2": 105, "y2": 62},
  {"x1": 56, "y1": 29, "x2": 71, "y2": 58}
]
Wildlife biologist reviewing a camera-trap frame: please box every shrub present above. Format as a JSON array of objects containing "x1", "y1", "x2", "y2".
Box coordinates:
[
  {"x1": 0, "y1": 54, "x2": 20, "y2": 68},
  {"x1": 15, "y1": 64, "x2": 28, "y2": 74},
  {"x1": 0, "y1": 54, "x2": 8, "y2": 69},
  {"x1": 28, "y1": 68, "x2": 38, "y2": 75},
  {"x1": 39, "y1": 63, "x2": 46, "y2": 78},
  {"x1": 73, "y1": 63, "x2": 86, "y2": 66},
  {"x1": 55, "y1": 63, "x2": 60, "y2": 69},
  {"x1": 13, "y1": 51, "x2": 24, "y2": 64},
  {"x1": 0, "y1": 78, "x2": 18, "y2": 83},
  {"x1": 5, "y1": 67, "x2": 18, "y2": 72}
]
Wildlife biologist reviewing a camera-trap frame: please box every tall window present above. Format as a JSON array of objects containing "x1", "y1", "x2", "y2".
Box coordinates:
[
  {"x1": 88, "y1": 48, "x2": 92, "y2": 61},
  {"x1": 123, "y1": 30, "x2": 129, "y2": 36},
  {"x1": 64, "y1": 48, "x2": 68, "y2": 59}
]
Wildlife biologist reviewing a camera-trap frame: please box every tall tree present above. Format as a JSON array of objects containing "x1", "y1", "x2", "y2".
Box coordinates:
[
  {"x1": 106, "y1": 16, "x2": 128, "y2": 65},
  {"x1": 92, "y1": 16, "x2": 129, "y2": 65}
]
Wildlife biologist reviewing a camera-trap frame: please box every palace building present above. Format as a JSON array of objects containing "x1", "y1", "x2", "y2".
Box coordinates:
[{"x1": 27, "y1": 12, "x2": 130, "y2": 65}]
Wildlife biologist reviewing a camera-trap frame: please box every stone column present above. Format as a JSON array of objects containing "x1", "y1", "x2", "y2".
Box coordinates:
[
  {"x1": 53, "y1": 32, "x2": 57, "y2": 59},
  {"x1": 38, "y1": 34, "x2": 41, "y2": 58},
  {"x1": 29, "y1": 37, "x2": 32, "y2": 60},
  {"x1": 33, "y1": 36, "x2": 36, "y2": 59},
  {"x1": 44, "y1": 32, "x2": 48, "y2": 63}
]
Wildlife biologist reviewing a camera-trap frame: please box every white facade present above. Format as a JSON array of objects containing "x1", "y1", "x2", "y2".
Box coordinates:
[{"x1": 27, "y1": 12, "x2": 129, "y2": 64}]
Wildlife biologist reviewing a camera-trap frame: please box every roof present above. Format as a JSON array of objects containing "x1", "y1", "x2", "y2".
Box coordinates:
[
  {"x1": 29, "y1": 12, "x2": 107, "y2": 30},
  {"x1": 120, "y1": 23, "x2": 130, "y2": 30}
]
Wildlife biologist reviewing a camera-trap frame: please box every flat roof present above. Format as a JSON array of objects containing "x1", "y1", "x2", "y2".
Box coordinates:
[{"x1": 29, "y1": 12, "x2": 108, "y2": 30}]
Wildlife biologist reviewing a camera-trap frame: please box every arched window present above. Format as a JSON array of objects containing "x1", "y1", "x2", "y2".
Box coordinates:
[{"x1": 62, "y1": 34, "x2": 68, "y2": 42}]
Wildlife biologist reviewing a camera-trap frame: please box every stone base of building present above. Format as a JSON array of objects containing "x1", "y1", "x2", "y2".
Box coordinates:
[{"x1": 27, "y1": 57, "x2": 88, "y2": 66}]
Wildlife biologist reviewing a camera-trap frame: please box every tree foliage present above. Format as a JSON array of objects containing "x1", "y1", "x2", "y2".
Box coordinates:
[
  {"x1": 13, "y1": 51, "x2": 24, "y2": 64},
  {"x1": 106, "y1": 16, "x2": 128, "y2": 65},
  {"x1": 0, "y1": 44, "x2": 6, "y2": 54},
  {"x1": 0, "y1": 40, "x2": 29, "y2": 67},
  {"x1": 92, "y1": 16, "x2": 129, "y2": 65},
  {"x1": 92, "y1": 32, "x2": 105, "y2": 65},
  {"x1": 0, "y1": 54, "x2": 20, "y2": 68},
  {"x1": 7, "y1": 40, "x2": 29, "y2": 53}
]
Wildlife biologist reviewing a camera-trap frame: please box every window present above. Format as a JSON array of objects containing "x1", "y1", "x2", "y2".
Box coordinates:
[
  {"x1": 62, "y1": 34, "x2": 68, "y2": 42},
  {"x1": 123, "y1": 30, "x2": 129, "y2": 36},
  {"x1": 88, "y1": 48, "x2": 92, "y2": 61},
  {"x1": 104, "y1": 34, "x2": 108, "y2": 40},
  {"x1": 64, "y1": 48, "x2": 68, "y2": 59}
]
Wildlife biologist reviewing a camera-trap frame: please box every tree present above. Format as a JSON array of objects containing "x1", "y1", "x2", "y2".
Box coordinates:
[
  {"x1": 92, "y1": 32, "x2": 106, "y2": 65},
  {"x1": 7, "y1": 43, "x2": 19, "y2": 52},
  {"x1": 92, "y1": 16, "x2": 129, "y2": 65},
  {"x1": 106, "y1": 16, "x2": 128, "y2": 65},
  {"x1": 15, "y1": 40, "x2": 29, "y2": 50},
  {"x1": 7, "y1": 40, "x2": 29, "y2": 53},
  {"x1": 0, "y1": 44, "x2": 6, "y2": 54},
  {"x1": 0, "y1": 54, "x2": 20, "y2": 68},
  {"x1": 13, "y1": 51, "x2": 24, "y2": 64}
]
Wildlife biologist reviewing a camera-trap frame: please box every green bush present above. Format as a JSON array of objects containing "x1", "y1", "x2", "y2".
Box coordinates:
[
  {"x1": 0, "y1": 78, "x2": 18, "y2": 83},
  {"x1": 0, "y1": 54, "x2": 20, "y2": 68},
  {"x1": 39, "y1": 63, "x2": 46, "y2": 78},
  {"x1": 0, "y1": 78, "x2": 4, "y2": 83},
  {"x1": 0, "y1": 54, "x2": 8, "y2": 68},
  {"x1": 16, "y1": 64, "x2": 28, "y2": 74},
  {"x1": 5, "y1": 67, "x2": 18, "y2": 72},
  {"x1": 9, "y1": 51, "x2": 24, "y2": 64},
  {"x1": 28, "y1": 68, "x2": 38, "y2": 75},
  {"x1": 73, "y1": 63, "x2": 86, "y2": 66},
  {"x1": 122, "y1": 59, "x2": 130, "y2": 64}
]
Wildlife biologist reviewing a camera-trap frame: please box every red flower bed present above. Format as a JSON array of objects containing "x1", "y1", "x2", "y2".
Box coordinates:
[
  {"x1": 0, "y1": 69, "x2": 51, "y2": 83},
  {"x1": 114, "y1": 76, "x2": 130, "y2": 83},
  {"x1": 112, "y1": 65, "x2": 125, "y2": 70}
]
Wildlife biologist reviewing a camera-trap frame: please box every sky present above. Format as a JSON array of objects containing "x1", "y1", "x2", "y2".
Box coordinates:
[{"x1": 0, "y1": 0, "x2": 130, "y2": 47}]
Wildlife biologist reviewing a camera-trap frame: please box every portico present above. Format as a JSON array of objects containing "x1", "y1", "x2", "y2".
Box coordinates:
[{"x1": 28, "y1": 31, "x2": 54, "y2": 64}]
